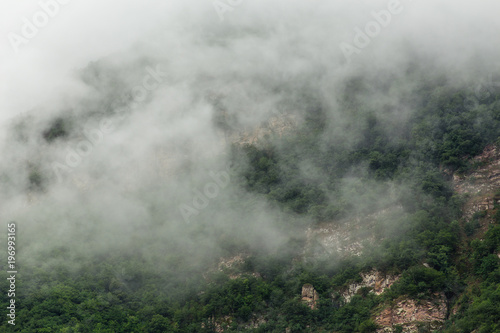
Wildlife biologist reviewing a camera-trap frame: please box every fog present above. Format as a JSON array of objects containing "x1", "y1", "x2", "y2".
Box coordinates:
[{"x1": 1, "y1": 0, "x2": 500, "y2": 280}]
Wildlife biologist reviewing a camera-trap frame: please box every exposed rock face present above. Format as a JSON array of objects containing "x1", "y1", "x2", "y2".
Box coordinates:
[
  {"x1": 305, "y1": 221, "x2": 366, "y2": 258},
  {"x1": 231, "y1": 113, "x2": 298, "y2": 146},
  {"x1": 217, "y1": 255, "x2": 245, "y2": 280},
  {"x1": 212, "y1": 254, "x2": 261, "y2": 280},
  {"x1": 201, "y1": 316, "x2": 232, "y2": 333},
  {"x1": 218, "y1": 254, "x2": 246, "y2": 271},
  {"x1": 301, "y1": 284, "x2": 320, "y2": 310},
  {"x1": 206, "y1": 314, "x2": 267, "y2": 332},
  {"x1": 243, "y1": 315, "x2": 267, "y2": 330},
  {"x1": 305, "y1": 207, "x2": 403, "y2": 258},
  {"x1": 454, "y1": 144, "x2": 500, "y2": 197},
  {"x1": 375, "y1": 293, "x2": 447, "y2": 333},
  {"x1": 453, "y1": 144, "x2": 500, "y2": 225},
  {"x1": 342, "y1": 270, "x2": 399, "y2": 303}
]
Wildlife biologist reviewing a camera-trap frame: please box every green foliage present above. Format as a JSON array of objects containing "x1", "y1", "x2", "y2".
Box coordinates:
[
  {"x1": 465, "y1": 219, "x2": 481, "y2": 237},
  {"x1": 385, "y1": 266, "x2": 447, "y2": 299},
  {"x1": 28, "y1": 168, "x2": 44, "y2": 190},
  {"x1": 465, "y1": 210, "x2": 487, "y2": 237},
  {"x1": 445, "y1": 281, "x2": 500, "y2": 333},
  {"x1": 43, "y1": 118, "x2": 68, "y2": 142},
  {"x1": 359, "y1": 319, "x2": 379, "y2": 333},
  {"x1": 492, "y1": 209, "x2": 500, "y2": 223},
  {"x1": 471, "y1": 225, "x2": 500, "y2": 278}
]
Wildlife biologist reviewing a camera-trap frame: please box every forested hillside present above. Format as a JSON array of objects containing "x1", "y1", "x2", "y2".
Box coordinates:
[
  {"x1": 2, "y1": 1, "x2": 500, "y2": 332},
  {"x1": 2, "y1": 67, "x2": 500, "y2": 332}
]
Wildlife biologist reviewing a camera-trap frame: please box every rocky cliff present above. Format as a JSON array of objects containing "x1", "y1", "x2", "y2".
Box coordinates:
[
  {"x1": 453, "y1": 144, "x2": 500, "y2": 224},
  {"x1": 301, "y1": 284, "x2": 320, "y2": 310},
  {"x1": 304, "y1": 206, "x2": 404, "y2": 259},
  {"x1": 342, "y1": 270, "x2": 399, "y2": 303},
  {"x1": 374, "y1": 293, "x2": 447, "y2": 333}
]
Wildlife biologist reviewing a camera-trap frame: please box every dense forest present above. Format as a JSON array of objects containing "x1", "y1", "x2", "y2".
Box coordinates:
[{"x1": 2, "y1": 66, "x2": 500, "y2": 332}]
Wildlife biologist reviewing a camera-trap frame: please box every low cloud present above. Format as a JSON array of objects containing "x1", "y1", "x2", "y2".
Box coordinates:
[{"x1": 1, "y1": 0, "x2": 499, "y2": 279}]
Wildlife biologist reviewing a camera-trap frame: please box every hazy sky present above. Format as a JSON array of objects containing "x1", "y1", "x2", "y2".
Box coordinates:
[{"x1": 1, "y1": 0, "x2": 498, "y2": 121}]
